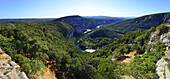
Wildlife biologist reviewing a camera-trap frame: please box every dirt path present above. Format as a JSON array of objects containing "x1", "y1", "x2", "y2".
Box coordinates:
[
  {"x1": 112, "y1": 50, "x2": 138, "y2": 63},
  {"x1": 121, "y1": 51, "x2": 137, "y2": 63},
  {"x1": 35, "y1": 66, "x2": 57, "y2": 79},
  {"x1": 42, "y1": 67, "x2": 57, "y2": 79}
]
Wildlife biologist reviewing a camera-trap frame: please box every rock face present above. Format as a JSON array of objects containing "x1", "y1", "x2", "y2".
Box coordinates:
[
  {"x1": 156, "y1": 56, "x2": 170, "y2": 79},
  {"x1": 160, "y1": 32, "x2": 170, "y2": 46},
  {"x1": 148, "y1": 33, "x2": 160, "y2": 45},
  {"x1": 155, "y1": 30, "x2": 170, "y2": 79},
  {"x1": 0, "y1": 48, "x2": 28, "y2": 79}
]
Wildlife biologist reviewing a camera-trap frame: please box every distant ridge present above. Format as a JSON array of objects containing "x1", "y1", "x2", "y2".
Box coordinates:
[
  {"x1": 83, "y1": 16, "x2": 134, "y2": 20},
  {"x1": 77, "y1": 12, "x2": 170, "y2": 49},
  {"x1": 52, "y1": 15, "x2": 125, "y2": 37},
  {"x1": 103, "y1": 12, "x2": 170, "y2": 31}
]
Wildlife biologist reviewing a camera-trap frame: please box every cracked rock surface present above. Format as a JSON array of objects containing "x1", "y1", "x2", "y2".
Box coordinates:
[{"x1": 0, "y1": 48, "x2": 28, "y2": 79}]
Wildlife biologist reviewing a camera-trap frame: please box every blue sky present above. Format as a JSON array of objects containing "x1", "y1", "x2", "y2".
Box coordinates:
[{"x1": 0, "y1": 0, "x2": 170, "y2": 18}]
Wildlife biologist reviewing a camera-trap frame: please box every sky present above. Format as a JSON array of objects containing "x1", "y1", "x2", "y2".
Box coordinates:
[{"x1": 0, "y1": 0, "x2": 170, "y2": 18}]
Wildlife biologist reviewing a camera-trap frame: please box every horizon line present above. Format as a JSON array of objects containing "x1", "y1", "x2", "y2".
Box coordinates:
[
  {"x1": 0, "y1": 12, "x2": 169, "y2": 19},
  {"x1": 0, "y1": 15, "x2": 139, "y2": 19}
]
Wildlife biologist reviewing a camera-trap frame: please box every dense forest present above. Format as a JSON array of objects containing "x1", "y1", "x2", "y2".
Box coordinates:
[
  {"x1": 53, "y1": 15, "x2": 124, "y2": 37},
  {"x1": 0, "y1": 12, "x2": 169, "y2": 79},
  {"x1": 0, "y1": 18, "x2": 55, "y2": 24},
  {"x1": 78, "y1": 13, "x2": 170, "y2": 49},
  {"x1": 0, "y1": 21, "x2": 169, "y2": 79},
  {"x1": 0, "y1": 22, "x2": 82, "y2": 78}
]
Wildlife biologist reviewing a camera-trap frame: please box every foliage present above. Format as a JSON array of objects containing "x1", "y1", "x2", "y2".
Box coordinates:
[
  {"x1": 155, "y1": 24, "x2": 169, "y2": 35},
  {"x1": 78, "y1": 12, "x2": 170, "y2": 50},
  {"x1": 0, "y1": 19, "x2": 54, "y2": 24},
  {"x1": 78, "y1": 27, "x2": 124, "y2": 50},
  {"x1": 97, "y1": 59, "x2": 122, "y2": 79},
  {"x1": 0, "y1": 23, "x2": 80, "y2": 78},
  {"x1": 92, "y1": 24, "x2": 166, "y2": 79},
  {"x1": 45, "y1": 22, "x2": 73, "y2": 38},
  {"x1": 0, "y1": 18, "x2": 168, "y2": 79},
  {"x1": 103, "y1": 12, "x2": 170, "y2": 31},
  {"x1": 53, "y1": 15, "x2": 123, "y2": 37}
]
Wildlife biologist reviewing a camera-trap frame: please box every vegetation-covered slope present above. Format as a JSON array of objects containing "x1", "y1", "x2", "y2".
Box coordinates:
[
  {"x1": 0, "y1": 22, "x2": 169, "y2": 79},
  {"x1": 104, "y1": 12, "x2": 170, "y2": 31},
  {"x1": 44, "y1": 22, "x2": 74, "y2": 38},
  {"x1": 90, "y1": 24, "x2": 169, "y2": 79},
  {"x1": 0, "y1": 18, "x2": 55, "y2": 24},
  {"x1": 78, "y1": 27, "x2": 124, "y2": 50},
  {"x1": 52, "y1": 15, "x2": 124, "y2": 37},
  {"x1": 78, "y1": 12, "x2": 170, "y2": 49},
  {"x1": 0, "y1": 22, "x2": 85, "y2": 78},
  {"x1": 0, "y1": 12, "x2": 169, "y2": 79}
]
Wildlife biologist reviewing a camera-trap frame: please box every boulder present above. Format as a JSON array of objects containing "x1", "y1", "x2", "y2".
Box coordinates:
[
  {"x1": 156, "y1": 56, "x2": 170, "y2": 79},
  {"x1": 148, "y1": 33, "x2": 160, "y2": 44},
  {"x1": 18, "y1": 72, "x2": 29, "y2": 79},
  {"x1": 0, "y1": 49, "x2": 29, "y2": 79},
  {"x1": 160, "y1": 32, "x2": 170, "y2": 46}
]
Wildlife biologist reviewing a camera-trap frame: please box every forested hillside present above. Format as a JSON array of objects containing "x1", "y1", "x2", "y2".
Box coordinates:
[
  {"x1": 52, "y1": 15, "x2": 124, "y2": 37},
  {"x1": 78, "y1": 12, "x2": 170, "y2": 49},
  {"x1": 78, "y1": 27, "x2": 124, "y2": 50},
  {"x1": 89, "y1": 24, "x2": 169, "y2": 78},
  {"x1": 104, "y1": 12, "x2": 170, "y2": 31},
  {"x1": 0, "y1": 12, "x2": 169, "y2": 79},
  {"x1": 0, "y1": 18, "x2": 55, "y2": 24},
  {"x1": 0, "y1": 22, "x2": 169, "y2": 79},
  {"x1": 0, "y1": 23, "x2": 83, "y2": 78}
]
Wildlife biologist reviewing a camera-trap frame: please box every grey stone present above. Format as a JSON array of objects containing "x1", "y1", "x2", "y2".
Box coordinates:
[
  {"x1": 0, "y1": 72, "x2": 5, "y2": 77},
  {"x1": 18, "y1": 72, "x2": 29, "y2": 79},
  {"x1": 148, "y1": 33, "x2": 160, "y2": 45},
  {"x1": 160, "y1": 32, "x2": 170, "y2": 46},
  {"x1": 9, "y1": 61, "x2": 17, "y2": 67},
  {"x1": 156, "y1": 56, "x2": 170, "y2": 79},
  {"x1": 0, "y1": 50, "x2": 29, "y2": 79}
]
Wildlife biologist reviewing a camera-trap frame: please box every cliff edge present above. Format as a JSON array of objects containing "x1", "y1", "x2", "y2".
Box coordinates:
[
  {"x1": 0, "y1": 48, "x2": 28, "y2": 79},
  {"x1": 155, "y1": 26, "x2": 170, "y2": 79}
]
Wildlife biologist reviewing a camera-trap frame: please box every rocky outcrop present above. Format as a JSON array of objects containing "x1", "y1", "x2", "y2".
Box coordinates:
[
  {"x1": 160, "y1": 32, "x2": 170, "y2": 46},
  {"x1": 155, "y1": 30, "x2": 170, "y2": 79},
  {"x1": 148, "y1": 33, "x2": 160, "y2": 45},
  {"x1": 147, "y1": 32, "x2": 160, "y2": 52},
  {"x1": 0, "y1": 48, "x2": 28, "y2": 79},
  {"x1": 156, "y1": 56, "x2": 170, "y2": 79}
]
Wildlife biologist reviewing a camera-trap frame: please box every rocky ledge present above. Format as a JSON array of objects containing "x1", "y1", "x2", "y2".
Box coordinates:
[
  {"x1": 0, "y1": 48, "x2": 28, "y2": 79},
  {"x1": 156, "y1": 56, "x2": 170, "y2": 79},
  {"x1": 155, "y1": 30, "x2": 170, "y2": 79}
]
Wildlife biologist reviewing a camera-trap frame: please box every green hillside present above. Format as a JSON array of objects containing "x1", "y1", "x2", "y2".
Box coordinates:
[
  {"x1": 78, "y1": 12, "x2": 170, "y2": 49},
  {"x1": 53, "y1": 15, "x2": 124, "y2": 37},
  {"x1": 0, "y1": 23, "x2": 83, "y2": 78},
  {"x1": 0, "y1": 18, "x2": 55, "y2": 24},
  {"x1": 0, "y1": 21, "x2": 169, "y2": 79},
  {"x1": 0, "y1": 12, "x2": 169, "y2": 79}
]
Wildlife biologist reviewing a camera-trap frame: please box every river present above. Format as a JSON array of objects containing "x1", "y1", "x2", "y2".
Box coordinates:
[
  {"x1": 76, "y1": 44, "x2": 97, "y2": 53},
  {"x1": 76, "y1": 25, "x2": 102, "y2": 53}
]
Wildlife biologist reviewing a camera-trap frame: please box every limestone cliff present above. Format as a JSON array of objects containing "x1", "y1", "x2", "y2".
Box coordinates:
[
  {"x1": 155, "y1": 30, "x2": 170, "y2": 79},
  {"x1": 156, "y1": 56, "x2": 170, "y2": 79},
  {"x1": 0, "y1": 48, "x2": 28, "y2": 79}
]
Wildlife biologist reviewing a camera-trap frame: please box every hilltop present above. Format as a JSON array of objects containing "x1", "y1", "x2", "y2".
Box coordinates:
[{"x1": 52, "y1": 15, "x2": 125, "y2": 37}]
